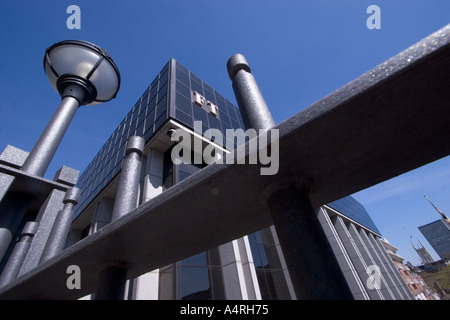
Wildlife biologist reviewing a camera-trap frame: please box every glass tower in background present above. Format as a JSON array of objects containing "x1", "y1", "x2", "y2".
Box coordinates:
[{"x1": 419, "y1": 220, "x2": 450, "y2": 261}]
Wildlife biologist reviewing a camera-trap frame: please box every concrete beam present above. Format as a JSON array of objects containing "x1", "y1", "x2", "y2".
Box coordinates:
[{"x1": 0, "y1": 24, "x2": 449, "y2": 299}]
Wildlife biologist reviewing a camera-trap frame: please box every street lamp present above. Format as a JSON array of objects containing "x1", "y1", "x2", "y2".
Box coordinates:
[
  {"x1": 21, "y1": 40, "x2": 120, "y2": 177},
  {"x1": 0, "y1": 40, "x2": 120, "y2": 269}
]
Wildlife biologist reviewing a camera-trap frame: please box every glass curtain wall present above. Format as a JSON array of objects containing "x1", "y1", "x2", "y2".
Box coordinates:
[
  {"x1": 248, "y1": 228, "x2": 291, "y2": 299},
  {"x1": 159, "y1": 148, "x2": 225, "y2": 300}
]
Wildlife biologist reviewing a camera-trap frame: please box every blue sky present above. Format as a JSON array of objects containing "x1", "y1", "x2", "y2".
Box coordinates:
[{"x1": 0, "y1": 1, "x2": 449, "y2": 265}]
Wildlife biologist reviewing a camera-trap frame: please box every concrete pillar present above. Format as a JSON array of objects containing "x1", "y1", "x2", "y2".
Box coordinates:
[
  {"x1": 0, "y1": 222, "x2": 38, "y2": 287},
  {"x1": 1, "y1": 164, "x2": 79, "y2": 272},
  {"x1": 18, "y1": 189, "x2": 66, "y2": 277},
  {"x1": 110, "y1": 136, "x2": 144, "y2": 221},
  {"x1": 267, "y1": 187, "x2": 353, "y2": 299},
  {"x1": 95, "y1": 136, "x2": 144, "y2": 300},
  {"x1": 0, "y1": 193, "x2": 32, "y2": 267},
  {"x1": 131, "y1": 147, "x2": 164, "y2": 300},
  {"x1": 40, "y1": 188, "x2": 82, "y2": 263},
  {"x1": 0, "y1": 146, "x2": 30, "y2": 264},
  {"x1": 228, "y1": 53, "x2": 353, "y2": 300},
  {"x1": 95, "y1": 263, "x2": 128, "y2": 300}
]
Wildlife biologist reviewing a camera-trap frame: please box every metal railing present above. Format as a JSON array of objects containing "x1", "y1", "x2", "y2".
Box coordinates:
[{"x1": 0, "y1": 24, "x2": 449, "y2": 300}]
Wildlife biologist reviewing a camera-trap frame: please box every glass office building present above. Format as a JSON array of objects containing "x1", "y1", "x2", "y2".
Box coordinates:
[
  {"x1": 328, "y1": 196, "x2": 381, "y2": 235},
  {"x1": 68, "y1": 59, "x2": 414, "y2": 300},
  {"x1": 419, "y1": 219, "x2": 450, "y2": 261},
  {"x1": 74, "y1": 59, "x2": 246, "y2": 218}
]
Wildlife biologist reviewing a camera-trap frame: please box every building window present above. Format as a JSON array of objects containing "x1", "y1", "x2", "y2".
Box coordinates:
[
  {"x1": 248, "y1": 229, "x2": 291, "y2": 300},
  {"x1": 159, "y1": 148, "x2": 224, "y2": 299},
  {"x1": 180, "y1": 250, "x2": 224, "y2": 300},
  {"x1": 159, "y1": 250, "x2": 225, "y2": 300},
  {"x1": 163, "y1": 148, "x2": 174, "y2": 190},
  {"x1": 180, "y1": 266, "x2": 211, "y2": 299}
]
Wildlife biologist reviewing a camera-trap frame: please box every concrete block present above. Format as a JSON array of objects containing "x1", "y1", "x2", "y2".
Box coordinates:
[
  {"x1": 53, "y1": 166, "x2": 79, "y2": 187},
  {"x1": 0, "y1": 173, "x2": 15, "y2": 202},
  {"x1": 0, "y1": 145, "x2": 29, "y2": 168}
]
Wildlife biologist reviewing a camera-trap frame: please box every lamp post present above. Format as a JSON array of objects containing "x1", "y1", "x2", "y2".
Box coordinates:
[
  {"x1": 0, "y1": 40, "x2": 120, "y2": 265},
  {"x1": 21, "y1": 40, "x2": 121, "y2": 177}
]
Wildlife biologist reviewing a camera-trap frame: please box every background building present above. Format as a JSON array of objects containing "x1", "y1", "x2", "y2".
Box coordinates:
[
  {"x1": 419, "y1": 220, "x2": 450, "y2": 261},
  {"x1": 381, "y1": 239, "x2": 438, "y2": 300},
  {"x1": 66, "y1": 59, "x2": 415, "y2": 300},
  {"x1": 412, "y1": 241, "x2": 435, "y2": 265}
]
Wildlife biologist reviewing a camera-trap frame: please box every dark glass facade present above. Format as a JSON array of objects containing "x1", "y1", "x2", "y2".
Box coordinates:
[
  {"x1": 74, "y1": 59, "x2": 245, "y2": 217},
  {"x1": 328, "y1": 196, "x2": 381, "y2": 235},
  {"x1": 75, "y1": 61, "x2": 170, "y2": 216},
  {"x1": 248, "y1": 230, "x2": 291, "y2": 299},
  {"x1": 159, "y1": 250, "x2": 225, "y2": 300},
  {"x1": 172, "y1": 61, "x2": 246, "y2": 148},
  {"x1": 419, "y1": 220, "x2": 450, "y2": 260}
]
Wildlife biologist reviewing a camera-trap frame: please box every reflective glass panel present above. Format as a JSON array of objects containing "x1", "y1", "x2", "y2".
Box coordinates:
[{"x1": 180, "y1": 267, "x2": 211, "y2": 300}]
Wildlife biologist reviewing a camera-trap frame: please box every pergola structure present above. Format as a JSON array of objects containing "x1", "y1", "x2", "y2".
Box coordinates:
[{"x1": 0, "y1": 24, "x2": 448, "y2": 299}]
